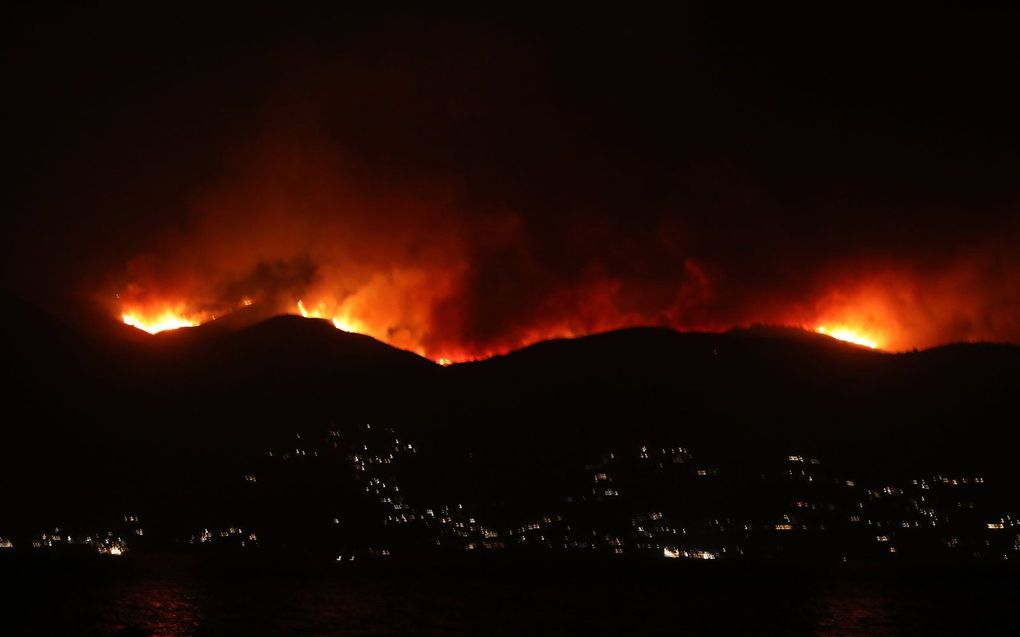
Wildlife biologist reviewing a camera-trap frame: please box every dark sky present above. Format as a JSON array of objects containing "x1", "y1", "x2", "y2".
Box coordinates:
[{"x1": 4, "y1": 4, "x2": 1020, "y2": 355}]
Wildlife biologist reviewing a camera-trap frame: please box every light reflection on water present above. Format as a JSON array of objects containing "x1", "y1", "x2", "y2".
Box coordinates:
[
  {"x1": 2, "y1": 561, "x2": 1017, "y2": 636},
  {"x1": 809, "y1": 579, "x2": 898, "y2": 637},
  {"x1": 104, "y1": 578, "x2": 202, "y2": 637}
]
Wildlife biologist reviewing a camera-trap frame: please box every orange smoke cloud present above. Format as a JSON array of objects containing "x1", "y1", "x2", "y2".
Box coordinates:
[
  {"x1": 771, "y1": 257, "x2": 1020, "y2": 351},
  {"x1": 114, "y1": 237, "x2": 1020, "y2": 359},
  {"x1": 109, "y1": 134, "x2": 1020, "y2": 359}
]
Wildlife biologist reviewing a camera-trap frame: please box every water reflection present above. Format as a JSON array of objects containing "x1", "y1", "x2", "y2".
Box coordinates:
[
  {"x1": 809, "y1": 580, "x2": 898, "y2": 636},
  {"x1": 104, "y1": 577, "x2": 201, "y2": 637},
  {"x1": 3, "y1": 560, "x2": 1016, "y2": 636}
]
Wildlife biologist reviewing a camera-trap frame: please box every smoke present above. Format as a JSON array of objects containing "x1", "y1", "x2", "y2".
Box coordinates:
[
  {"x1": 98, "y1": 14, "x2": 1020, "y2": 357},
  {"x1": 112, "y1": 124, "x2": 1020, "y2": 357}
]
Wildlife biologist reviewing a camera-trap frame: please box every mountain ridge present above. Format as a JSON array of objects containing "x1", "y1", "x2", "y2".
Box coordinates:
[{"x1": 3, "y1": 290, "x2": 1020, "y2": 553}]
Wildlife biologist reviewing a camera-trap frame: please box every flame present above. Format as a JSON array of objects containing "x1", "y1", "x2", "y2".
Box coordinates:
[
  {"x1": 122, "y1": 309, "x2": 203, "y2": 334},
  {"x1": 815, "y1": 326, "x2": 879, "y2": 349},
  {"x1": 117, "y1": 295, "x2": 891, "y2": 361},
  {"x1": 115, "y1": 259, "x2": 1014, "y2": 359},
  {"x1": 331, "y1": 318, "x2": 355, "y2": 332},
  {"x1": 103, "y1": 113, "x2": 1020, "y2": 359},
  {"x1": 296, "y1": 300, "x2": 365, "y2": 335}
]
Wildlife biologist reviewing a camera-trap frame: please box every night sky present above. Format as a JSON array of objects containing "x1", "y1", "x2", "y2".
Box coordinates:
[{"x1": 4, "y1": 5, "x2": 1020, "y2": 357}]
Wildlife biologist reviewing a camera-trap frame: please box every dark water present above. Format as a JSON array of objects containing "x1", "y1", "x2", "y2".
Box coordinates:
[{"x1": 1, "y1": 556, "x2": 1018, "y2": 636}]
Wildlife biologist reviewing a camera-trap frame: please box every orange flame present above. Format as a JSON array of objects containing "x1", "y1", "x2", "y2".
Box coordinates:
[
  {"x1": 118, "y1": 294, "x2": 894, "y2": 359},
  {"x1": 121, "y1": 308, "x2": 204, "y2": 334},
  {"x1": 296, "y1": 299, "x2": 365, "y2": 335},
  {"x1": 106, "y1": 111, "x2": 1020, "y2": 358},
  {"x1": 115, "y1": 259, "x2": 1013, "y2": 358},
  {"x1": 815, "y1": 326, "x2": 879, "y2": 349}
]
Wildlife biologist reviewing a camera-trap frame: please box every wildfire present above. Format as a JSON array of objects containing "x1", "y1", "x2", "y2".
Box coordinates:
[
  {"x1": 815, "y1": 326, "x2": 879, "y2": 349},
  {"x1": 119, "y1": 299, "x2": 889, "y2": 358},
  {"x1": 296, "y1": 300, "x2": 365, "y2": 335},
  {"x1": 122, "y1": 309, "x2": 203, "y2": 334},
  {"x1": 117, "y1": 285, "x2": 902, "y2": 360}
]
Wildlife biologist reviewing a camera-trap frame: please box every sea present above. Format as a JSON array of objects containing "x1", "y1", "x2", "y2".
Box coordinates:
[{"x1": 0, "y1": 555, "x2": 1017, "y2": 636}]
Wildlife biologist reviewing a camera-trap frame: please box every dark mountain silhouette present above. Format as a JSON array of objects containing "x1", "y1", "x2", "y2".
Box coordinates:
[{"x1": 2, "y1": 292, "x2": 1019, "y2": 552}]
